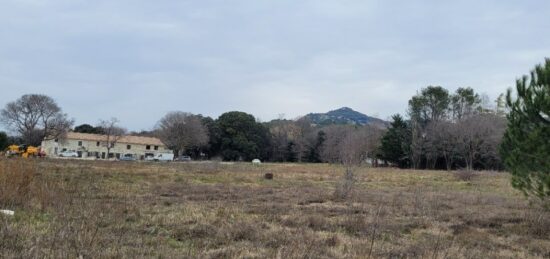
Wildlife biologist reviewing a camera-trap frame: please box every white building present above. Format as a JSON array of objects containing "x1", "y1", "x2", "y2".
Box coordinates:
[{"x1": 41, "y1": 132, "x2": 172, "y2": 160}]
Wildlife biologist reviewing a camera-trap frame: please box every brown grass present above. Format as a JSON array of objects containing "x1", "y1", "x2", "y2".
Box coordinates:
[{"x1": 0, "y1": 158, "x2": 549, "y2": 258}]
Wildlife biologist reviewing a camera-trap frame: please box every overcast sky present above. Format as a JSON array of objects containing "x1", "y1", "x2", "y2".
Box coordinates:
[{"x1": 1, "y1": 1, "x2": 549, "y2": 131}]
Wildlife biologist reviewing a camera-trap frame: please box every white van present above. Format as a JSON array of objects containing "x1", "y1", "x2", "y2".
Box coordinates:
[{"x1": 146, "y1": 153, "x2": 174, "y2": 162}]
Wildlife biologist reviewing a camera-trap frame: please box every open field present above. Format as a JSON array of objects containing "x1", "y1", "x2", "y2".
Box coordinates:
[{"x1": 1, "y1": 158, "x2": 549, "y2": 258}]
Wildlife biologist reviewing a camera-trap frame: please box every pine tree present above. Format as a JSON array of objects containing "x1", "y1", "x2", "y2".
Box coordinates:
[
  {"x1": 379, "y1": 114, "x2": 411, "y2": 168},
  {"x1": 501, "y1": 58, "x2": 550, "y2": 199}
]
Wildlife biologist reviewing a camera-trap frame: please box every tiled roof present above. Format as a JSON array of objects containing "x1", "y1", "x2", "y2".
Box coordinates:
[{"x1": 65, "y1": 132, "x2": 165, "y2": 146}]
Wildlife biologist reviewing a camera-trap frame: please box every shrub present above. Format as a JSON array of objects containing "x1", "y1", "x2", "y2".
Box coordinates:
[
  {"x1": 454, "y1": 170, "x2": 477, "y2": 182},
  {"x1": 333, "y1": 168, "x2": 355, "y2": 200}
]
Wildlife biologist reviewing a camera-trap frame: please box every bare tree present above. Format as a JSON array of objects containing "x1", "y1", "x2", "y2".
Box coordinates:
[
  {"x1": 339, "y1": 128, "x2": 366, "y2": 166},
  {"x1": 98, "y1": 118, "x2": 126, "y2": 159},
  {"x1": 268, "y1": 119, "x2": 305, "y2": 162},
  {"x1": 156, "y1": 112, "x2": 208, "y2": 156},
  {"x1": 409, "y1": 121, "x2": 425, "y2": 169},
  {"x1": 0, "y1": 94, "x2": 73, "y2": 145},
  {"x1": 425, "y1": 121, "x2": 458, "y2": 170},
  {"x1": 320, "y1": 125, "x2": 348, "y2": 163},
  {"x1": 320, "y1": 125, "x2": 382, "y2": 166},
  {"x1": 455, "y1": 114, "x2": 506, "y2": 170},
  {"x1": 331, "y1": 125, "x2": 382, "y2": 200}
]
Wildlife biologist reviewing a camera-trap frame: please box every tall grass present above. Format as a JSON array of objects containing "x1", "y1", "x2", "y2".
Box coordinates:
[
  {"x1": 1, "y1": 159, "x2": 549, "y2": 258},
  {"x1": 0, "y1": 158, "x2": 36, "y2": 209}
]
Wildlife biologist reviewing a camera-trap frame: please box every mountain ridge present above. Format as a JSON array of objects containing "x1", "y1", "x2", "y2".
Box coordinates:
[{"x1": 303, "y1": 107, "x2": 388, "y2": 128}]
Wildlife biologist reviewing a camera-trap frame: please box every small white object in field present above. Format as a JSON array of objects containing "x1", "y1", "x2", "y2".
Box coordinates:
[
  {"x1": 0, "y1": 210, "x2": 14, "y2": 216},
  {"x1": 252, "y1": 159, "x2": 262, "y2": 165}
]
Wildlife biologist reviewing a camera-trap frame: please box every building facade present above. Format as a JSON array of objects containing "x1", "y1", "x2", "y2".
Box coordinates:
[{"x1": 41, "y1": 132, "x2": 172, "y2": 159}]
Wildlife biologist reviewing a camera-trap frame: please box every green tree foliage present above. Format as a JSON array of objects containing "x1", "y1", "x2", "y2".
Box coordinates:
[
  {"x1": 201, "y1": 116, "x2": 221, "y2": 158},
  {"x1": 378, "y1": 114, "x2": 411, "y2": 168},
  {"x1": 501, "y1": 58, "x2": 550, "y2": 199},
  {"x1": 451, "y1": 87, "x2": 482, "y2": 120},
  {"x1": 0, "y1": 131, "x2": 8, "y2": 150},
  {"x1": 217, "y1": 111, "x2": 271, "y2": 161},
  {"x1": 408, "y1": 86, "x2": 450, "y2": 124},
  {"x1": 286, "y1": 141, "x2": 298, "y2": 162},
  {"x1": 74, "y1": 124, "x2": 105, "y2": 134}
]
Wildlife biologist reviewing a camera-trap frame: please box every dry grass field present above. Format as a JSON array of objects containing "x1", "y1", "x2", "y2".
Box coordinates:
[{"x1": 1, "y1": 158, "x2": 549, "y2": 258}]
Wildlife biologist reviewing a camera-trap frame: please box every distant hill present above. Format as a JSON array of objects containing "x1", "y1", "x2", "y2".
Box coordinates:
[{"x1": 303, "y1": 107, "x2": 388, "y2": 128}]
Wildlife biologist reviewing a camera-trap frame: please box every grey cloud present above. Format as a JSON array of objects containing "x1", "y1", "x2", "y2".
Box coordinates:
[{"x1": 1, "y1": 0, "x2": 549, "y2": 131}]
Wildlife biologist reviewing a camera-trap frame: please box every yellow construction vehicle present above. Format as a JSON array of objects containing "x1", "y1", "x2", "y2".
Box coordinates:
[
  {"x1": 5, "y1": 145, "x2": 21, "y2": 157},
  {"x1": 5, "y1": 145, "x2": 44, "y2": 158},
  {"x1": 23, "y1": 146, "x2": 40, "y2": 158}
]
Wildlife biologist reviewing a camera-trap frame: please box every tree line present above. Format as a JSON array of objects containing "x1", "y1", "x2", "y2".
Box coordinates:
[
  {"x1": 1, "y1": 59, "x2": 548, "y2": 199},
  {"x1": 0, "y1": 95, "x2": 383, "y2": 163},
  {"x1": 0, "y1": 89, "x2": 503, "y2": 168},
  {"x1": 378, "y1": 86, "x2": 507, "y2": 171},
  {"x1": 148, "y1": 111, "x2": 383, "y2": 164}
]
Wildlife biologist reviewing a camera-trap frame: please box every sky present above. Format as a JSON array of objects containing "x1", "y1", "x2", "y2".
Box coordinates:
[{"x1": 1, "y1": 0, "x2": 549, "y2": 132}]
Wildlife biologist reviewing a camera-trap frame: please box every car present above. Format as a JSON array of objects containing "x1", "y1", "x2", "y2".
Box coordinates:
[
  {"x1": 175, "y1": 155, "x2": 192, "y2": 162},
  {"x1": 119, "y1": 154, "x2": 136, "y2": 161},
  {"x1": 58, "y1": 150, "x2": 78, "y2": 158}
]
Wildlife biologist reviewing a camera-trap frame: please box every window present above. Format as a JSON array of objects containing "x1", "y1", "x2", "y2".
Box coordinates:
[
  {"x1": 96, "y1": 142, "x2": 100, "y2": 147},
  {"x1": 127, "y1": 145, "x2": 131, "y2": 150},
  {"x1": 78, "y1": 141, "x2": 82, "y2": 146},
  {"x1": 146, "y1": 145, "x2": 151, "y2": 150},
  {"x1": 154, "y1": 146, "x2": 159, "y2": 150},
  {"x1": 54, "y1": 139, "x2": 58, "y2": 143}
]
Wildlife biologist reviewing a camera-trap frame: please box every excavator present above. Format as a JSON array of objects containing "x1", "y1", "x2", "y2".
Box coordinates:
[{"x1": 5, "y1": 144, "x2": 44, "y2": 158}]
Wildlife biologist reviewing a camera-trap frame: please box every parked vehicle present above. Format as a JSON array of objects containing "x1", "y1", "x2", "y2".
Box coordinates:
[
  {"x1": 175, "y1": 155, "x2": 192, "y2": 162},
  {"x1": 59, "y1": 150, "x2": 78, "y2": 158},
  {"x1": 146, "y1": 153, "x2": 174, "y2": 162},
  {"x1": 119, "y1": 154, "x2": 136, "y2": 161},
  {"x1": 4, "y1": 144, "x2": 43, "y2": 158}
]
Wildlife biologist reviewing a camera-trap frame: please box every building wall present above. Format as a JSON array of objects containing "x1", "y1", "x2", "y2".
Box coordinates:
[{"x1": 41, "y1": 139, "x2": 170, "y2": 159}]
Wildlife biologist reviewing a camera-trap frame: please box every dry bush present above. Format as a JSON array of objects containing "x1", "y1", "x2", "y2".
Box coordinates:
[
  {"x1": 304, "y1": 215, "x2": 329, "y2": 231},
  {"x1": 524, "y1": 201, "x2": 550, "y2": 238},
  {"x1": 333, "y1": 168, "x2": 355, "y2": 201},
  {"x1": 340, "y1": 213, "x2": 369, "y2": 236},
  {"x1": 454, "y1": 170, "x2": 477, "y2": 182},
  {"x1": 221, "y1": 221, "x2": 260, "y2": 243}
]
